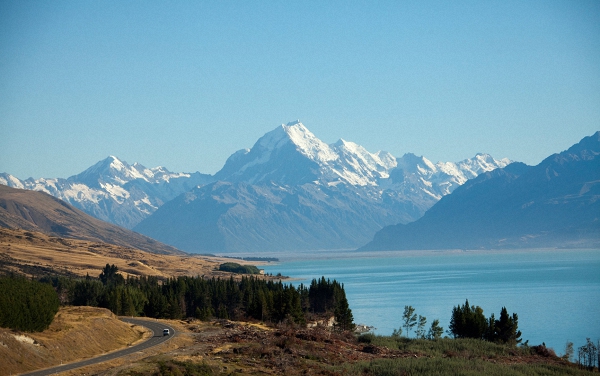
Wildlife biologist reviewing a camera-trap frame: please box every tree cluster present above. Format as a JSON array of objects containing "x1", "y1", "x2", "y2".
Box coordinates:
[
  {"x1": 449, "y1": 299, "x2": 521, "y2": 345},
  {"x1": 0, "y1": 275, "x2": 59, "y2": 332},
  {"x1": 43, "y1": 265, "x2": 354, "y2": 330}
]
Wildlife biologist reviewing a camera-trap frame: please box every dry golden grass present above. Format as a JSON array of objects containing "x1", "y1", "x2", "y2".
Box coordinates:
[
  {"x1": 48, "y1": 318, "x2": 196, "y2": 376},
  {"x1": 0, "y1": 228, "x2": 255, "y2": 279},
  {"x1": 0, "y1": 306, "x2": 148, "y2": 375}
]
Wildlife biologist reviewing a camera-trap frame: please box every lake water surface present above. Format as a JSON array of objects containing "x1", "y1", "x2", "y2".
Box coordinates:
[{"x1": 260, "y1": 249, "x2": 600, "y2": 354}]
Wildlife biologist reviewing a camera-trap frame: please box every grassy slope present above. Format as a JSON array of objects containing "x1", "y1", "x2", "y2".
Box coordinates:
[
  {"x1": 343, "y1": 335, "x2": 592, "y2": 376},
  {"x1": 0, "y1": 306, "x2": 148, "y2": 375}
]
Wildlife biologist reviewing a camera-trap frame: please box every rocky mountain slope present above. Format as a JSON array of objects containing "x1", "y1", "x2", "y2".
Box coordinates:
[
  {"x1": 134, "y1": 121, "x2": 510, "y2": 253},
  {"x1": 360, "y1": 131, "x2": 600, "y2": 251}
]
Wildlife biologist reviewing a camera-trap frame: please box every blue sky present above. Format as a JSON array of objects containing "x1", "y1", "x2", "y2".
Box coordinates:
[{"x1": 1, "y1": 1, "x2": 599, "y2": 179}]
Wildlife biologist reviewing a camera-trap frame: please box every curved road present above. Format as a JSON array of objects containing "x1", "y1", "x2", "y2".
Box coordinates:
[{"x1": 21, "y1": 318, "x2": 175, "y2": 376}]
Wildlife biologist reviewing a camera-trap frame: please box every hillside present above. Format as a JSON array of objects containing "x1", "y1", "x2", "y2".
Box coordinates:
[
  {"x1": 361, "y1": 131, "x2": 600, "y2": 251},
  {"x1": 0, "y1": 306, "x2": 147, "y2": 376},
  {"x1": 0, "y1": 227, "x2": 251, "y2": 279},
  {"x1": 0, "y1": 184, "x2": 183, "y2": 255}
]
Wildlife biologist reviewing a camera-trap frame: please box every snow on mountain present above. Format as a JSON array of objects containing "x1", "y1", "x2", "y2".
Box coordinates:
[
  {"x1": 216, "y1": 121, "x2": 509, "y2": 195},
  {"x1": 1, "y1": 121, "x2": 512, "y2": 253},
  {"x1": 216, "y1": 121, "x2": 398, "y2": 187},
  {"x1": 283, "y1": 121, "x2": 339, "y2": 163},
  {"x1": 135, "y1": 121, "x2": 513, "y2": 253},
  {"x1": 361, "y1": 131, "x2": 600, "y2": 251},
  {"x1": 0, "y1": 156, "x2": 212, "y2": 229},
  {"x1": 386, "y1": 152, "x2": 512, "y2": 199}
]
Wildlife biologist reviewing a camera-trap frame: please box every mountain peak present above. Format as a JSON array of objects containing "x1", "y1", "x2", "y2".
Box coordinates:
[
  {"x1": 285, "y1": 120, "x2": 302, "y2": 126},
  {"x1": 214, "y1": 121, "x2": 338, "y2": 184},
  {"x1": 280, "y1": 121, "x2": 338, "y2": 163}
]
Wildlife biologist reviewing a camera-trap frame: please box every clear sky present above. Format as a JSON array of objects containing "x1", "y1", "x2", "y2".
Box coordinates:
[{"x1": 1, "y1": 1, "x2": 599, "y2": 179}]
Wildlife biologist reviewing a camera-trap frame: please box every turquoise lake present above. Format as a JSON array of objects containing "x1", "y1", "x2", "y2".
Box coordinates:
[{"x1": 260, "y1": 249, "x2": 600, "y2": 354}]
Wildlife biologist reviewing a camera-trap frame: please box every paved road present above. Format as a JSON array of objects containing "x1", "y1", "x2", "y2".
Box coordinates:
[{"x1": 20, "y1": 318, "x2": 175, "y2": 376}]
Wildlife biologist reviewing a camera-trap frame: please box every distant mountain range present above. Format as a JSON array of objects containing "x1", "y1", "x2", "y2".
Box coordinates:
[
  {"x1": 1, "y1": 121, "x2": 511, "y2": 253},
  {"x1": 133, "y1": 121, "x2": 509, "y2": 252},
  {"x1": 1, "y1": 157, "x2": 212, "y2": 229},
  {"x1": 360, "y1": 131, "x2": 600, "y2": 251},
  {"x1": 0, "y1": 184, "x2": 182, "y2": 255}
]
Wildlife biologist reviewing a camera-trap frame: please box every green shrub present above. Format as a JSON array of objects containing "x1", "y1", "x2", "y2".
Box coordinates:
[
  {"x1": 218, "y1": 262, "x2": 260, "y2": 274},
  {"x1": 358, "y1": 333, "x2": 376, "y2": 343}
]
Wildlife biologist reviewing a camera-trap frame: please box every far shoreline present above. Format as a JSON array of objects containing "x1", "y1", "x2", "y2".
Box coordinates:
[{"x1": 209, "y1": 247, "x2": 600, "y2": 263}]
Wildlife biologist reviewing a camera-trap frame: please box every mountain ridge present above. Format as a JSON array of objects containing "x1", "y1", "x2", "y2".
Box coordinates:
[
  {"x1": 134, "y1": 122, "x2": 511, "y2": 253},
  {"x1": 2, "y1": 121, "x2": 512, "y2": 253},
  {"x1": 0, "y1": 156, "x2": 212, "y2": 229},
  {"x1": 360, "y1": 131, "x2": 600, "y2": 251}
]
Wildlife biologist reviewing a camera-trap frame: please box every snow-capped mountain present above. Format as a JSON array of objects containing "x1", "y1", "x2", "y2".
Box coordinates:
[
  {"x1": 216, "y1": 121, "x2": 509, "y2": 190},
  {"x1": 0, "y1": 156, "x2": 212, "y2": 228},
  {"x1": 361, "y1": 131, "x2": 600, "y2": 251},
  {"x1": 1, "y1": 121, "x2": 512, "y2": 252},
  {"x1": 386, "y1": 152, "x2": 512, "y2": 200},
  {"x1": 215, "y1": 121, "x2": 399, "y2": 186},
  {"x1": 134, "y1": 121, "x2": 511, "y2": 253}
]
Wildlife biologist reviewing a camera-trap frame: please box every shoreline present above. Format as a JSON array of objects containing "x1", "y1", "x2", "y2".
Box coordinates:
[{"x1": 213, "y1": 247, "x2": 600, "y2": 264}]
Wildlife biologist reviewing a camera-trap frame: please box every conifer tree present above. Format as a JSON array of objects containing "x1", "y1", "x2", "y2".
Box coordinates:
[
  {"x1": 334, "y1": 289, "x2": 354, "y2": 331},
  {"x1": 494, "y1": 307, "x2": 522, "y2": 345},
  {"x1": 0, "y1": 276, "x2": 59, "y2": 332},
  {"x1": 449, "y1": 299, "x2": 488, "y2": 339},
  {"x1": 99, "y1": 264, "x2": 124, "y2": 286}
]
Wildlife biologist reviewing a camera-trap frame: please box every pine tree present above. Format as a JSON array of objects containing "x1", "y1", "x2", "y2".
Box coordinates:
[
  {"x1": 334, "y1": 290, "x2": 354, "y2": 331},
  {"x1": 494, "y1": 307, "x2": 522, "y2": 345},
  {"x1": 449, "y1": 299, "x2": 488, "y2": 339},
  {"x1": 99, "y1": 264, "x2": 124, "y2": 286},
  {"x1": 0, "y1": 276, "x2": 59, "y2": 332}
]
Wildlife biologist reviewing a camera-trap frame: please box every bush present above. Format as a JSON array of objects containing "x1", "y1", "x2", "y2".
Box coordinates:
[
  {"x1": 358, "y1": 333, "x2": 376, "y2": 343},
  {"x1": 218, "y1": 262, "x2": 260, "y2": 274}
]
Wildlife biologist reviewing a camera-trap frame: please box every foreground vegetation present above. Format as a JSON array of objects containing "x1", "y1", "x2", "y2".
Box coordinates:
[
  {"x1": 2, "y1": 264, "x2": 354, "y2": 331},
  {"x1": 349, "y1": 335, "x2": 591, "y2": 376},
  {"x1": 1, "y1": 266, "x2": 597, "y2": 375},
  {"x1": 0, "y1": 275, "x2": 59, "y2": 331},
  {"x1": 115, "y1": 321, "x2": 596, "y2": 376}
]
